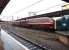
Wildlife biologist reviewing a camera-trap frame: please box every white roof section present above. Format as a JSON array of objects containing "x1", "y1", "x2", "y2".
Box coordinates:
[{"x1": 1, "y1": 0, "x2": 66, "y2": 21}]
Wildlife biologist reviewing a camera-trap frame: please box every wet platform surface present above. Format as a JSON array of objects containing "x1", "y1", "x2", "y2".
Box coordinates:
[{"x1": 0, "y1": 39, "x2": 4, "y2": 50}]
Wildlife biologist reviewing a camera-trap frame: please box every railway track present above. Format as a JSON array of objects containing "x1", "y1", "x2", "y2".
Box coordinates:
[
  {"x1": 10, "y1": 31, "x2": 49, "y2": 50},
  {"x1": 2, "y1": 25, "x2": 51, "y2": 50}
]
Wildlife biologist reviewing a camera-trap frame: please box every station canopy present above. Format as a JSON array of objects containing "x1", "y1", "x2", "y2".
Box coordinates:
[
  {"x1": 62, "y1": 0, "x2": 69, "y2": 3},
  {"x1": 0, "y1": 0, "x2": 10, "y2": 14}
]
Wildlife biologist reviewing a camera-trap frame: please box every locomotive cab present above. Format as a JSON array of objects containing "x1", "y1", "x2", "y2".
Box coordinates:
[{"x1": 53, "y1": 15, "x2": 69, "y2": 31}]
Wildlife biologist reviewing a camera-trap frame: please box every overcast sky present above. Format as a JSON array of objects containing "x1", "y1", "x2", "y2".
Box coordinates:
[{"x1": 0, "y1": 0, "x2": 66, "y2": 21}]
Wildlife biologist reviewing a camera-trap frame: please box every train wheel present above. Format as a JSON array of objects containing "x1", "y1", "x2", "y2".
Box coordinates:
[{"x1": 50, "y1": 29, "x2": 55, "y2": 32}]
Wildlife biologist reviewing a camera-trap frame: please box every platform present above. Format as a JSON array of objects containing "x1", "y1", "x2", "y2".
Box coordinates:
[
  {"x1": 0, "y1": 39, "x2": 4, "y2": 50},
  {"x1": 0, "y1": 29, "x2": 31, "y2": 50}
]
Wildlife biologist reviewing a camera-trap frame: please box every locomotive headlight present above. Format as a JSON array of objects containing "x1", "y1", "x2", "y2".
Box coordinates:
[{"x1": 62, "y1": 23, "x2": 67, "y2": 27}]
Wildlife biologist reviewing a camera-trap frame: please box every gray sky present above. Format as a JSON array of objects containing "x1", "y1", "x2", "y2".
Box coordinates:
[{"x1": 0, "y1": 0, "x2": 65, "y2": 21}]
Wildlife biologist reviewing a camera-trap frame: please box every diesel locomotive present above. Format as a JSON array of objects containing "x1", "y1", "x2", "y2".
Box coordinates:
[
  {"x1": 54, "y1": 15, "x2": 69, "y2": 31},
  {"x1": 12, "y1": 15, "x2": 69, "y2": 31}
]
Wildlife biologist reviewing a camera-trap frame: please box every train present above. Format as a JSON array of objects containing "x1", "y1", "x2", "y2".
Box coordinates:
[
  {"x1": 12, "y1": 15, "x2": 69, "y2": 31},
  {"x1": 54, "y1": 15, "x2": 69, "y2": 31}
]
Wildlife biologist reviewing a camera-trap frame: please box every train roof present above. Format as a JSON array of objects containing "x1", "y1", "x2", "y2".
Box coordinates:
[{"x1": 52, "y1": 15, "x2": 69, "y2": 20}]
